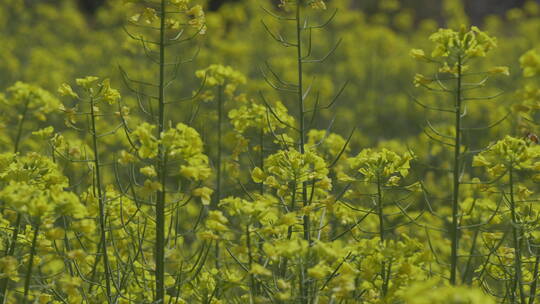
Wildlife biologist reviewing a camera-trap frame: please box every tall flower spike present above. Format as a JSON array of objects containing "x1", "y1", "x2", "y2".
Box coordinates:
[{"x1": 411, "y1": 25, "x2": 508, "y2": 286}]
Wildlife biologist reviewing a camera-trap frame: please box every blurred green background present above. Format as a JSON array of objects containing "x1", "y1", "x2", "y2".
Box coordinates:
[{"x1": 2, "y1": 0, "x2": 539, "y2": 159}]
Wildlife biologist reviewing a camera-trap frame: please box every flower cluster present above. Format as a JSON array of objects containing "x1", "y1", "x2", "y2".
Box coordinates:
[
  {"x1": 59, "y1": 76, "x2": 120, "y2": 104},
  {"x1": 411, "y1": 26, "x2": 507, "y2": 77},
  {"x1": 515, "y1": 49, "x2": 540, "y2": 133},
  {"x1": 196, "y1": 64, "x2": 246, "y2": 96},
  {"x1": 252, "y1": 148, "x2": 331, "y2": 198},
  {"x1": 342, "y1": 148, "x2": 412, "y2": 186},
  {"x1": 128, "y1": 0, "x2": 206, "y2": 34},
  {"x1": 403, "y1": 279, "x2": 494, "y2": 304},
  {"x1": 0, "y1": 152, "x2": 86, "y2": 220},
  {"x1": 228, "y1": 100, "x2": 295, "y2": 134},
  {"x1": 2, "y1": 82, "x2": 60, "y2": 122},
  {"x1": 473, "y1": 136, "x2": 540, "y2": 177},
  {"x1": 520, "y1": 49, "x2": 540, "y2": 77},
  {"x1": 279, "y1": 0, "x2": 327, "y2": 10},
  {"x1": 0, "y1": 82, "x2": 59, "y2": 151},
  {"x1": 58, "y1": 76, "x2": 121, "y2": 129},
  {"x1": 307, "y1": 129, "x2": 349, "y2": 161}
]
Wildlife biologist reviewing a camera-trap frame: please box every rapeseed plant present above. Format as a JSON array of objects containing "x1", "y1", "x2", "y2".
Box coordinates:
[{"x1": 3, "y1": 0, "x2": 540, "y2": 303}]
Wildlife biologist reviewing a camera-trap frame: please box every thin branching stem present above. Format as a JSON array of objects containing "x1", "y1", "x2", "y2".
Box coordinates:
[
  {"x1": 450, "y1": 54, "x2": 463, "y2": 285},
  {"x1": 155, "y1": 0, "x2": 167, "y2": 300},
  {"x1": 22, "y1": 223, "x2": 40, "y2": 304},
  {"x1": 90, "y1": 96, "x2": 113, "y2": 302},
  {"x1": 295, "y1": 3, "x2": 312, "y2": 303},
  {"x1": 509, "y1": 167, "x2": 526, "y2": 304},
  {"x1": 214, "y1": 85, "x2": 224, "y2": 209},
  {"x1": 376, "y1": 175, "x2": 389, "y2": 297}
]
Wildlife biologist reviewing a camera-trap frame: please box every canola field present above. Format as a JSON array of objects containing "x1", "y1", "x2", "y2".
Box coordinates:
[{"x1": 2, "y1": 0, "x2": 540, "y2": 303}]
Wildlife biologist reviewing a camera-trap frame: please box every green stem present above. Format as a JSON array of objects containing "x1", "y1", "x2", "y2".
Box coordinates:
[
  {"x1": 13, "y1": 97, "x2": 31, "y2": 154},
  {"x1": 376, "y1": 176, "x2": 385, "y2": 243},
  {"x1": 450, "y1": 55, "x2": 463, "y2": 285},
  {"x1": 528, "y1": 247, "x2": 540, "y2": 304},
  {"x1": 376, "y1": 175, "x2": 388, "y2": 297},
  {"x1": 155, "y1": 0, "x2": 167, "y2": 301},
  {"x1": 213, "y1": 85, "x2": 224, "y2": 271},
  {"x1": 89, "y1": 96, "x2": 112, "y2": 302},
  {"x1": 259, "y1": 127, "x2": 264, "y2": 196},
  {"x1": 22, "y1": 223, "x2": 40, "y2": 304},
  {"x1": 509, "y1": 167, "x2": 526, "y2": 304},
  {"x1": 296, "y1": 3, "x2": 305, "y2": 155},
  {"x1": 461, "y1": 229, "x2": 480, "y2": 285},
  {"x1": 246, "y1": 224, "x2": 256, "y2": 301},
  {"x1": 256, "y1": 127, "x2": 264, "y2": 296},
  {"x1": 296, "y1": 3, "x2": 310, "y2": 302},
  {"x1": 86, "y1": 237, "x2": 104, "y2": 295},
  {"x1": 280, "y1": 186, "x2": 297, "y2": 278},
  {"x1": 214, "y1": 85, "x2": 224, "y2": 208}
]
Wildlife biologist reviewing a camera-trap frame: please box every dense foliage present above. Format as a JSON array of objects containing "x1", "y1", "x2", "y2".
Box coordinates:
[{"x1": 2, "y1": 0, "x2": 540, "y2": 303}]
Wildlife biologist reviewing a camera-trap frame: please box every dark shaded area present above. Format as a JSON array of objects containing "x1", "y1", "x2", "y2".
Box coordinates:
[
  {"x1": 75, "y1": 0, "x2": 238, "y2": 13},
  {"x1": 208, "y1": 0, "x2": 242, "y2": 11},
  {"x1": 78, "y1": 0, "x2": 106, "y2": 14},
  {"x1": 352, "y1": 0, "x2": 534, "y2": 24},
  {"x1": 74, "y1": 0, "x2": 535, "y2": 19},
  {"x1": 465, "y1": 0, "x2": 527, "y2": 21}
]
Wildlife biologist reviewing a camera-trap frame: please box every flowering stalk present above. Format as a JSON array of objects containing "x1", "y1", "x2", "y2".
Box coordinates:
[
  {"x1": 122, "y1": 1, "x2": 209, "y2": 300},
  {"x1": 295, "y1": 1, "x2": 311, "y2": 246},
  {"x1": 0, "y1": 83, "x2": 60, "y2": 303},
  {"x1": 0, "y1": 99, "x2": 27, "y2": 269},
  {"x1": 57, "y1": 75, "x2": 121, "y2": 301},
  {"x1": 473, "y1": 136, "x2": 540, "y2": 302},
  {"x1": 89, "y1": 96, "x2": 112, "y2": 302},
  {"x1": 0, "y1": 99, "x2": 29, "y2": 301},
  {"x1": 344, "y1": 148, "x2": 413, "y2": 299},
  {"x1": 259, "y1": 0, "x2": 342, "y2": 301},
  {"x1": 411, "y1": 26, "x2": 507, "y2": 285}
]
